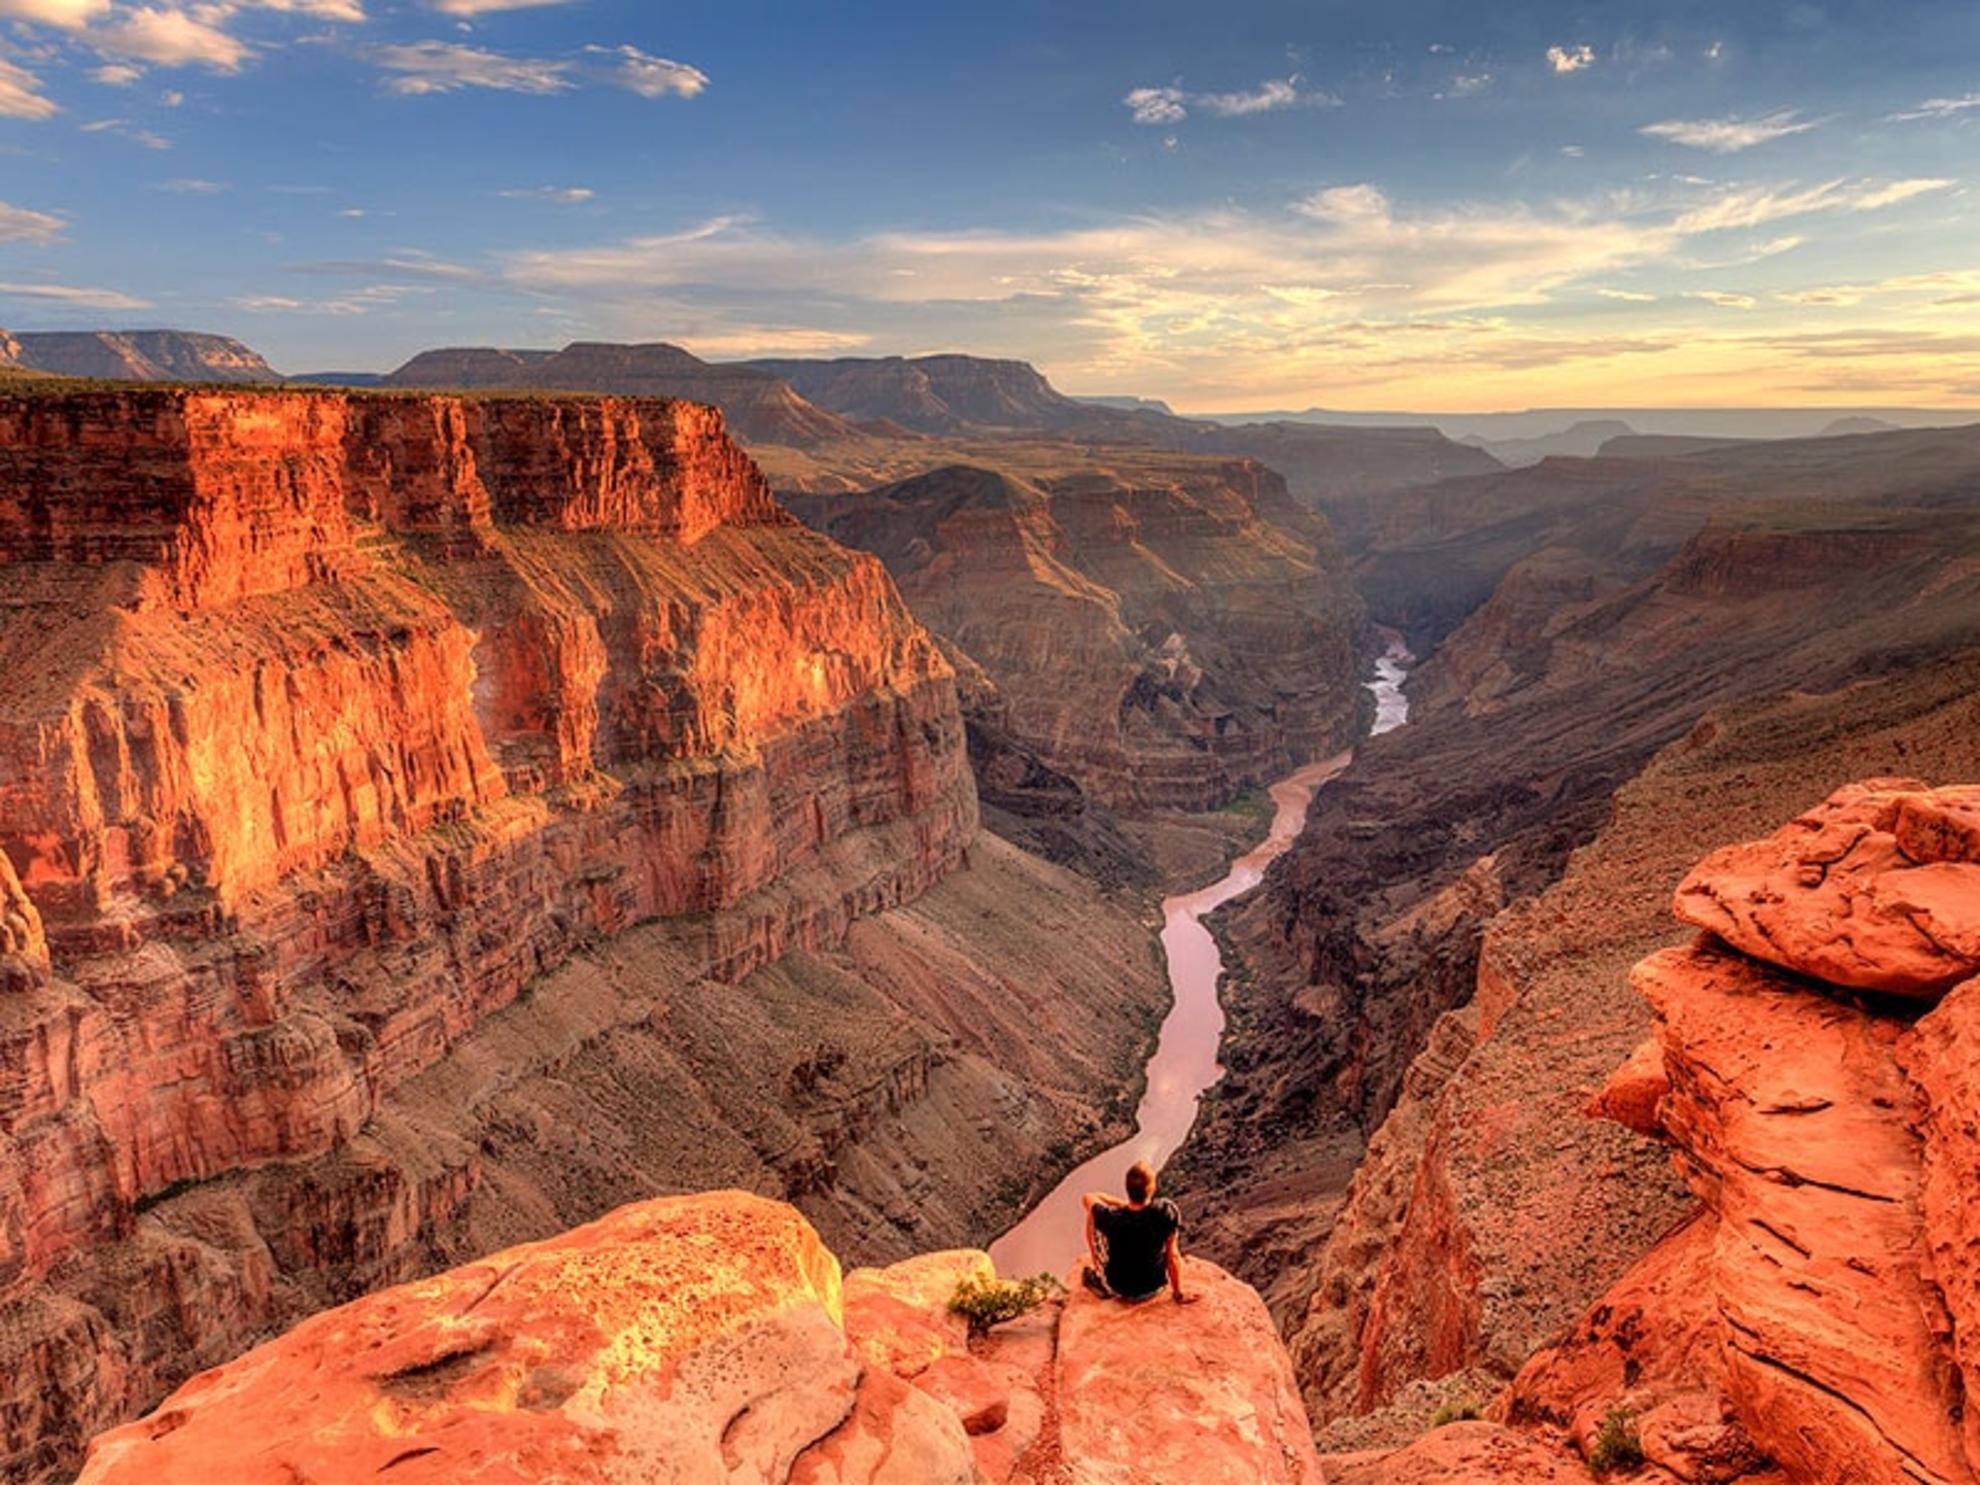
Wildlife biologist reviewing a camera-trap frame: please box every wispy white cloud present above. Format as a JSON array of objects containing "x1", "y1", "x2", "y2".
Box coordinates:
[
  {"x1": 1641, "y1": 109, "x2": 1819, "y2": 153},
  {"x1": 1885, "y1": 92, "x2": 1980, "y2": 123},
  {"x1": 1546, "y1": 44, "x2": 1594, "y2": 74},
  {"x1": 91, "y1": 61, "x2": 144, "y2": 85},
  {"x1": 0, "y1": 57, "x2": 57, "y2": 119},
  {"x1": 1673, "y1": 176, "x2": 1952, "y2": 233},
  {"x1": 427, "y1": 0, "x2": 575, "y2": 12},
  {"x1": 499, "y1": 185, "x2": 593, "y2": 203},
  {"x1": 1123, "y1": 75, "x2": 1336, "y2": 125},
  {"x1": 0, "y1": 279, "x2": 150, "y2": 308},
  {"x1": 370, "y1": 40, "x2": 570, "y2": 94},
  {"x1": 155, "y1": 175, "x2": 227, "y2": 192},
  {"x1": 0, "y1": 0, "x2": 109, "y2": 26},
  {"x1": 1688, "y1": 289, "x2": 1756, "y2": 308},
  {"x1": 80, "y1": 114, "x2": 170, "y2": 146},
  {"x1": 371, "y1": 40, "x2": 708, "y2": 98},
  {"x1": 1595, "y1": 287, "x2": 1656, "y2": 302},
  {"x1": 0, "y1": 199, "x2": 65, "y2": 242},
  {"x1": 590, "y1": 43, "x2": 706, "y2": 98},
  {"x1": 234, "y1": 282, "x2": 416, "y2": 313},
  {"x1": 1437, "y1": 72, "x2": 1492, "y2": 99}
]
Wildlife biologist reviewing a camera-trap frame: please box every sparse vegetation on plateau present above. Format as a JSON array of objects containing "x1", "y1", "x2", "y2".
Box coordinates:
[
  {"x1": 1428, "y1": 1397, "x2": 1482, "y2": 1429},
  {"x1": 1589, "y1": 1405, "x2": 1644, "y2": 1475},
  {"x1": 949, "y1": 1273, "x2": 1063, "y2": 1338}
]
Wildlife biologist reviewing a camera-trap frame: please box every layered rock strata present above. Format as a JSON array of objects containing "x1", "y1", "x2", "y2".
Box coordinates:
[
  {"x1": 788, "y1": 459, "x2": 1364, "y2": 819},
  {"x1": 78, "y1": 1190, "x2": 1327, "y2": 1485},
  {"x1": 0, "y1": 387, "x2": 1181, "y2": 1477},
  {"x1": 1171, "y1": 458, "x2": 1980, "y2": 1387},
  {"x1": 1506, "y1": 780, "x2": 1980, "y2": 1484},
  {"x1": 1281, "y1": 653, "x2": 1980, "y2": 1437}
]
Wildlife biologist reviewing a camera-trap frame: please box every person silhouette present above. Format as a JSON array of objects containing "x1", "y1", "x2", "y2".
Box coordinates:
[{"x1": 1080, "y1": 1159, "x2": 1198, "y2": 1304}]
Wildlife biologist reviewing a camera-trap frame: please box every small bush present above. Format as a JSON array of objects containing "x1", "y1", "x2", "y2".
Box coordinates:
[
  {"x1": 1429, "y1": 1397, "x2": 1482, "y2": 1429},
  {"x1": 1589, "y1": 1405, "x2": 1645, "y2": 1475},
  {"x1": 949, "y1": 1273, "x2": 1063, "y2": 1338}
]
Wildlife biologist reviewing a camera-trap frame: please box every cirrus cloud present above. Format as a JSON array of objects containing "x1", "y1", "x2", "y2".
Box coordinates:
[
  {"x1": 1123, "y1": 75, "x2": 1337, "y2": 126},
  {"x1": 1641, "y1": 109, "x2": 1819, "y2": 153}
]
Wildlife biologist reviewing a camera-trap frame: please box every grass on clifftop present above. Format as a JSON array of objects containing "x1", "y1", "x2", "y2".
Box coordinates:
[
  {"x1": 1589, "y1": 1406, "x2": 1645, "y2": 1474},
  {"x1": 949, "y1": 1273, "x2": 1063, "y2": 1338}
]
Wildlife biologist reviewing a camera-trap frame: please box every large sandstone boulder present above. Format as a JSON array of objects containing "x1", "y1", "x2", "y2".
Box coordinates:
[
  {"x1": 1056, "y1": 1259, "x2": 1327, "y2": 1484},
  {"x1": 78, "y1": 1195, "x2": 1330, "y2": 1485},
  {"x1": 1674, "y1": 780, "x2": 1980, "y2": 997},
  {"x1": 1627, "y1": 939, "x2": 1969, "y2": 1484},
  {"x1": 77, "y1": 1192, "x2": 969, "y2": 1485}
]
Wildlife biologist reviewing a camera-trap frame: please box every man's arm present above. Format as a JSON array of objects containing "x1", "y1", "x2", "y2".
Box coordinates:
[{"x1": 1165, "y1": 1232, "x2": 1191, "y2": 1303}]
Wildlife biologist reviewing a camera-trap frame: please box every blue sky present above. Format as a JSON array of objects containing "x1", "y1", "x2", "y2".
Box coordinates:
[{"x1": 0, "y1": 0, "x2": 1976, "y2": 409}]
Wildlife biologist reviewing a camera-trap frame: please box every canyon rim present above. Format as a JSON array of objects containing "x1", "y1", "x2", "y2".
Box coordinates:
[{"x1": 3, "y1": 2, "x2": 1980, "y2": 1482}]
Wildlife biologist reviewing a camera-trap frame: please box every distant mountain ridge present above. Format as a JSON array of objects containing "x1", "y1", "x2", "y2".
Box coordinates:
[
  {"x1": 1, "y1": 329, "x2": 277, "y2": 383},
  {"x1": 1207, "y1": 404, "x2": 1976, "y2": 442},
  {"x1": 380, "y1": 341, "x2": 860, "y2": 447}
]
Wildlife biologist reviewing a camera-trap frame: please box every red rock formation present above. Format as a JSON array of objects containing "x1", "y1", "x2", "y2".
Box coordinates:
[
  {"x1": 791, "y1": 457, "x2": 1364, "y2": 814},
  {"x1": 77, "y1": 1192, "x2": 1326, "y2": 1485},
  {"x1": 0, "y1": 386, "x2": 982, "y2": 1476},
  {"x1": 1056, "y1": 1266, "x2": 1329, "y2": 1484},
  {"x1": 1675, "y1": 779, "x2": 1980, "y2": 996},
  {"x1": 1511, "y1": 779, "x2": 1980, "y2": 1484}
]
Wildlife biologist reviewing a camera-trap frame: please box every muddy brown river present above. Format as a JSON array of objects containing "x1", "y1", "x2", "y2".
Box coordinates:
[{"x1": 989, "y1": 636, "x2": 1411, "y2": 1276}]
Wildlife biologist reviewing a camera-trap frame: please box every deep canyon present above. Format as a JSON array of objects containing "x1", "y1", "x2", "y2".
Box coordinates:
[{"x1": 2, "y1": 345, "x2": 1979, "y2": 1484}]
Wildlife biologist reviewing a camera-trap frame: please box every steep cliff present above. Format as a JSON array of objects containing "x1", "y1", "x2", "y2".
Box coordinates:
[
  {"x1": 77, "y1": 1191, "x2": 1326, "y2": 1485},
  {"x1": 1497, "y1": 781, "x2": 1980, "y2": 1484},
  {"x1": 788, "y1": 457, "x2": 1364, "y2": 820},
  {"x1": 1292, "y1": 653, "x2": 1980, "y2": 1441},
  {"x1": 1168, "y1": 431, "x2": 1980, "y2": 1413},
  {"x1": 0, "y1": 387, "x2": 1169, "y2": 1479}
]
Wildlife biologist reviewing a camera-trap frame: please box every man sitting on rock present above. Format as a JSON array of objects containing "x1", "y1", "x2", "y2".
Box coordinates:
[{"x1": 1081, "y1": 1159, "x2": 1198, "y2": 1304}]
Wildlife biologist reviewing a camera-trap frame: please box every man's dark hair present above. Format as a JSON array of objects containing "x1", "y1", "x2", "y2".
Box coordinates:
[{"x1": 1125, "y1": 1159, "x2": 1155, "y2": 1204}]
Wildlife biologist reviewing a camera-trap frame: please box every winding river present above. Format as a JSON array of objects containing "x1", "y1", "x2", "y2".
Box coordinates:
[{"x1": 988, "y1": 635, "x2": 1413, "y2": 1277}]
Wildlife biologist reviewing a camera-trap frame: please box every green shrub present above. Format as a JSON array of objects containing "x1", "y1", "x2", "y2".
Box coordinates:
[
  {"x1": 1589, "y1": 1405, "x2": 1645, "y2": 1475},
  {"x1": 949, "y1": 1273, "x2": 1063, "y2": 1338},
  {"x1": 1429, "y1": 1397, "x2": 1482, "y2": 1429}
]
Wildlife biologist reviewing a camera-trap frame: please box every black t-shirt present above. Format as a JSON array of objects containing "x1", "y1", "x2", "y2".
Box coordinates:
[{"x1": 1094, "y1": 1198, "x2": 1182, "y2": 1299}]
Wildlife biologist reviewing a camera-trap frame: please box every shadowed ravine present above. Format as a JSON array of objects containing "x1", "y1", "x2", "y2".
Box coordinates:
[{"x1": 990, "y1": 636, "x2": 1413, "y2": 1277}]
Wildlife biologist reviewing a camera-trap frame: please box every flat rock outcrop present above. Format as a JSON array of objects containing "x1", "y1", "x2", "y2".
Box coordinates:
[
  {"x1": 1675, "y1": 780, "x2": 1980, "y2": 996},
  {"x1": 1057, "y1": 1266, "x2": 1327, "y2": 1484},
  {"x1": 0, "y1": 386, "x2": 1162, "y2": 1477},
  {"x1": 78, "y1": 1191, "x2": 1325, "y2": 1485}
]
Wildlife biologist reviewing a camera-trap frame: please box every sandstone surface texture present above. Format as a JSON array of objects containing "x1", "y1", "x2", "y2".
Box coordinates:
[
  {"x1": 0, "y1": 387, "x2": 1169, "y2": 1478},
  {"x1": 78, "y1": 1191, "x2": 1326, "y2": 1485},
  {"x1": 1506, "y1": 781, "x2": 1980, "y2": 1484}
]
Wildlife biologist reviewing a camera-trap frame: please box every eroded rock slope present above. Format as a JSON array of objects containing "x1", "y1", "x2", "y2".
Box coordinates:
[{"x1": 0, "y1": 387, "x2": 1168, "y2": 1478}]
